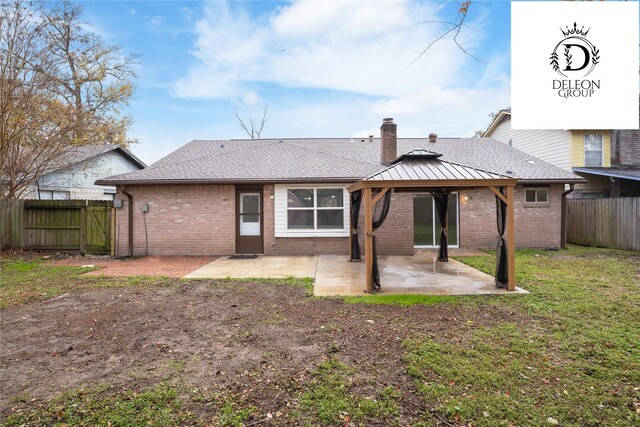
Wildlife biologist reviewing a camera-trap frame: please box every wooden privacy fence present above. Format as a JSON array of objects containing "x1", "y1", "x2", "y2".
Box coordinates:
[
  {"x1": 1, "y1": 200, "x2": 113, "y2": 255},
  {"x1": 566, "y1": 197, "x2": 639, "y2": 251}
]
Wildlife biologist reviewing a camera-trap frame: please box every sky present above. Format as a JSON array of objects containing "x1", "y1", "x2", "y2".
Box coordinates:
[{"x1": 79, "y1": 0, "x2": 513, "y2": 165}]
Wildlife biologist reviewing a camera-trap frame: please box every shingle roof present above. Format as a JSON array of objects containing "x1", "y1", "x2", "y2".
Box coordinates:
[
  {"x1": 49, "y1": 144, "x2": 146, "y2": 172},
  {"x1": 97, "y1": 137, "x2": 583, "y2": 185}
]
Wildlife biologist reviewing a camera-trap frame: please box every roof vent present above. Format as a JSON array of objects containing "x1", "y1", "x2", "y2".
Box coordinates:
[
  {"x1": 429, "y1": 133, "x2": 437, "y2": 143},
  {"x1": 369, "y1": 134, "x2": 374, "y2": 142}
]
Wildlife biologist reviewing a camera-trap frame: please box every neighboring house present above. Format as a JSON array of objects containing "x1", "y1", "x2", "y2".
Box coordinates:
[
  {"x1": 26, "y1": 144, "x2": 145, "y2": 201},
  {"x1": 484, "y1": 110, "x2": 640, "y2": 198},
  {"x1": 98, "y1": 119, "x2": 583, "y2": 257}
]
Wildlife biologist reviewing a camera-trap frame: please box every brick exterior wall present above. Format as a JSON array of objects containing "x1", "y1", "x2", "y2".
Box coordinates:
[
  {"x1": 612, "y1": 129, "x2": 640, "y2": 166},
  {"x1": 114, "y1": 184, "x2": 235, "y2": 256},
  {"x1": 115, "y1": 183, "x2": 563, "y2": 256},
  {"x1": 459, "y1": 184, "x2": 564, "y2": 250},
  {"x1": 380, "y1": 118, "x2": 397, "y2": 166}
]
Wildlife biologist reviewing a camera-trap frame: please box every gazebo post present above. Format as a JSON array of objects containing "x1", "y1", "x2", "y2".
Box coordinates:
[
  {"x1": 506, "y1": 185, "x2": 516, "y2": 291},
  {"x1": 363, "y1": 186, "x2": 373, "y2": 293}
]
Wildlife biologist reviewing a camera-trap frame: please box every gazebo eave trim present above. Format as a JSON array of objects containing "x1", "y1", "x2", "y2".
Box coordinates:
[{"x1": 347, "y1": 178, "x2": 518, "y2": 193}]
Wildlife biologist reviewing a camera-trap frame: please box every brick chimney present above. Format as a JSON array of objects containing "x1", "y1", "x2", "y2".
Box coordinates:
[
  {"x1": 429, "y1": 133, "x2": 437, "y2": 143},
  {"x1": 380, "y1": 118, "x2": 397, "y2": 165}
]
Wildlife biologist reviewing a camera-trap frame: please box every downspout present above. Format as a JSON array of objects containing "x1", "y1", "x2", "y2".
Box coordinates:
[
  {"x1": 560, "y1": 184, "x2": 575, "y2": 249},
  {"x1": 121, "y1": 186, "x2": 134, "y2": 257}
]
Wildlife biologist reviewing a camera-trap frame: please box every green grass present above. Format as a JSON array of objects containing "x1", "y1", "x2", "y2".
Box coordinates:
[
  {"x1": 0, "y1": 258, "x2": 315, "y2": 308},
  {"x1": 297, "y1": 358, "x2": 401, "y2": 426},
  {"x1": 402, "y1": 245, "x2": 640, "y2": 426},
  {"x1": 0, "y1": 258, "x2": 176, "y2": 308},
  {"x1": 3, "y1": 383, "x2": 256, "y2": 427}
]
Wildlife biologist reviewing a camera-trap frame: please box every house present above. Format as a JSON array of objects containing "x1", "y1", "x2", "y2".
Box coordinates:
[
  {"x1": 26, "y1": 144, "x2": 145, "y2": 201},
  {"x1": 484, "y1": 110, "x2": 640, "y2": 198},
  {"x1": 97, "y1": 119, "x2": 583, "y2": 257}
]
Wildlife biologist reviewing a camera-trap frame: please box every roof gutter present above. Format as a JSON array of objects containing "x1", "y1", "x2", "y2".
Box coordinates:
[
  {"x1": 96, "y1": 177, "x2": 587, "y2": 186},
  {"x1": 573, "y1": 167, "x2": 640, "y2": 181},
  {"x1": 518, "y1": 178, "x2": 586, "y2": 184},
  {"x1": 120, "y1": 186, "x2": 134, "y2": 257},
  {"x1": 95, "y1": 177, "x2": 361, "y2": 186}
]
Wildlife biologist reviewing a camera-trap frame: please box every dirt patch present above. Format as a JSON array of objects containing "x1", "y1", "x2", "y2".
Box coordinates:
[{"x1": 0, "y1": 280, "x2": 521, "y2": 424}]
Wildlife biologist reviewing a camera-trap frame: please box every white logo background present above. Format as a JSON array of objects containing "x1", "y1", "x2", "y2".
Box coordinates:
[{"x1": 512, "y1": 2, "x2": 638, "y2": 130}]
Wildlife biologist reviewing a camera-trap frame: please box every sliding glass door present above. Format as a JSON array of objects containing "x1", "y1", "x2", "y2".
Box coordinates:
[{"x1": 413, "y1": 193, "x2": 458, "y2": 248}]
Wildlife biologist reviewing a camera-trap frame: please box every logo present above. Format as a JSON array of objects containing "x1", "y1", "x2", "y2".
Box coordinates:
[{"x1": 549, "y1": 23, "x2": 601, "y2": 98}]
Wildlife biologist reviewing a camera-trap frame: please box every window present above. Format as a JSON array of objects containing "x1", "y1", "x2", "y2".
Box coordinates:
[
  {"x1": 287, "y1": 188, "x2": 344, "y2": 230},
  {"x1": 524, "y1": 187, "x2": 549, "y2": 205},
  {"x1": 584, "y1": 134, "x2": 603, "y2": 166}
]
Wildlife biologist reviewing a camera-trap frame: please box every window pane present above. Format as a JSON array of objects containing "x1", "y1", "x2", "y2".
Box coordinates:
[
  {"x1": 585, "y1": 150, "x2": 602, "y2": 166},
  {"x1": 241, "y1": 194, "x2": 259, "y2": 214},
  {"x1": 525, "y1": 190, "x2": 536, "y2": 203},
  {"x1": 413, "y1": 194, "x2": 434, "y2": 245},
  {"x1": 288, "y1": 210, "x2": 314, "y2": 229},
  {"x1": 288, "y1": 189, "x2": 314, "y2": 208},
  {"x1": 584, "y1": 134, "x2": 602, "y2": 150},
  {"x1": 317, "y1": 189, "x2": 343, "y2": 207},
  {"x1": 537, "y1": 189, "x2": 548, "y2": 202},
  {"x1": 447, "y1": 195, "x2": 458, "y2": 245},
  {"x1": 317, "y1": 209, "x2": 343, "y2": 229}
]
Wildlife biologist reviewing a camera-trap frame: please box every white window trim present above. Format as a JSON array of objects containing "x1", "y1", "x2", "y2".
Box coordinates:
[
  {"x1": 584, "y1": 134, "x2": 603, "y2": 167},
  {"x1": 524, "y1": 187, "x2": 550, "y2": 207},
  {"x1": 274, "y1": 184, "x2": 350, "y2": 238}
]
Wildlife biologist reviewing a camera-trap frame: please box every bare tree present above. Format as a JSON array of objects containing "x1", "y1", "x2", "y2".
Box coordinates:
[
  {"x1": 0, "y1": 1, "x2": 137, "y2": 199},
  {"x1": 235, "y1": 105, "x2": 268, "y2": 139},
  {"x1": 407, "y1": 1, "x2": 478, "y2": 69}
]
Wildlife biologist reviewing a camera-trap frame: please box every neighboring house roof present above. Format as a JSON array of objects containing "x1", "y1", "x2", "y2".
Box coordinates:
[
  {"x1": 48, "y1": 144, "x2": 146, "y2": 173},
  {"x1": 573, "y1": 166, "x2": 640, "y2": 182},
  {"x1": 484, "y1": 109, "x2": 512, "y2": 137},
  {"x1": 97, "y1": 137, "x2": 583, "y2": 185}
]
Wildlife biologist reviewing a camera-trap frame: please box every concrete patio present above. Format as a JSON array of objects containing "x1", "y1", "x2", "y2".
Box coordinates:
[{"x1": 185, "y1": 250, "x2": 527, "y2": 296}]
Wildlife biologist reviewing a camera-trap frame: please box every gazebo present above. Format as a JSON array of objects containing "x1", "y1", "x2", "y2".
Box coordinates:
[{"x1": 347, "y1": 150, "x2": 519, "y2": 293}]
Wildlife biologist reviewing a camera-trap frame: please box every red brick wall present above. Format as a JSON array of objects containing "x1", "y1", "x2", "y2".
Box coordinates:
[
  {"x1": 369, "y1": 192, "x2": 414, "y2": 255},
  {"x1": 459, "y1": 184, "x2": 563, "y2": 249},
  {"x1": 114, "y1": 184, "x2": 235, "y2": 256},
  {"x1": 115, "y1": 183, "x2": 563, "y2": 256}
]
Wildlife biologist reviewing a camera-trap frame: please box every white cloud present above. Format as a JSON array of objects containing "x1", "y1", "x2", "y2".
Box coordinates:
[
  {"x1": 173, "y1": 0, "x2": 482, "y2": 99},
  {"x1": 242, "y1": 91, "x2": 261, "y2": 106},
  {"x1": 163, "y1": 0, "x2": 511, "y2": 145},
  {"x1": 149, "y1": 16, "x2": 164, "y2": 26}
]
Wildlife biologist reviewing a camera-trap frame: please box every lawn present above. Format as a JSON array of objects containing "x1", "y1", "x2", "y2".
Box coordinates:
[{"x1": 1, "y1": 246, "x2": 638, "y2": 426}]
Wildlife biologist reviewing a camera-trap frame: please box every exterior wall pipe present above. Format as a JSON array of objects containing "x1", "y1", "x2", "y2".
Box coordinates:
[
  {"x1": 121, "y1": 185, "x2": 134, "y2": 256},
  {"x1": 560, "y1": 184, "x2": 575, "y2": 249}
]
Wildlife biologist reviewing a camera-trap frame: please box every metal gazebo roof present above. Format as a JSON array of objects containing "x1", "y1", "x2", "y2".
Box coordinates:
[{"x1": 348, "y1": 150, "x2": 518, "y2": 192}]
